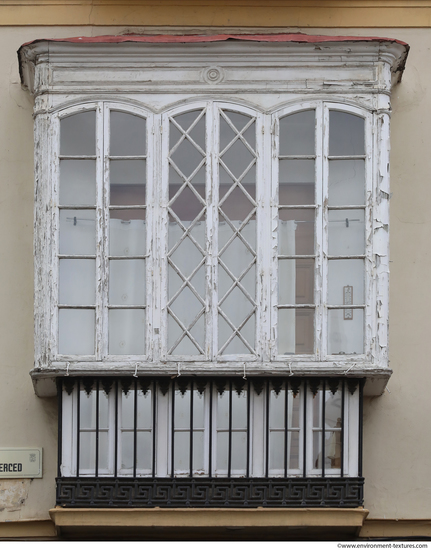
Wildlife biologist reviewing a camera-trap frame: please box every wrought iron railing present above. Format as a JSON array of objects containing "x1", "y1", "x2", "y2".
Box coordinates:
[{"x1": 56, "y1": 376, "x2": 364, "y2": 508}]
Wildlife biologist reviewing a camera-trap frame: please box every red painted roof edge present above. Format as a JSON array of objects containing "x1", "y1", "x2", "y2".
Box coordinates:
[{"x1": 19, "y1": 32, "x2": 409, "y2": 49}]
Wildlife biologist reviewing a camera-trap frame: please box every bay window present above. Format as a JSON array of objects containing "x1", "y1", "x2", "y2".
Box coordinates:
[{"x1": 19, "y1": 33, "x2": 408, "y2": 508}]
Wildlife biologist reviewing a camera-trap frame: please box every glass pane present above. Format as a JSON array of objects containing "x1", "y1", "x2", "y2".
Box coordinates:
[
  {"x1": 59, "y1": 210, "x2": 96, "y2": 255},
  {"x1": 219, "y1": 187, "x2": 256, "y2": 221},
  {"x1": 313, "y1": 391, "x2": 322, "y2": 428},
  {"x1": 121, "y1": 391, "x2": 134, "y2": 429},
  {"x1": 80, "y1": 390, "x2": 96, "y2": 429},
  {"x1": 110, "y1": 160, "x2": 146, "y2": 185},
  {"x1": 109, "y1": 210, "x2": 146, "y2": 256},
  {"x1": 168, "y1": 316, "x2": 205, "y2": 356},
  {"x1": 174, "y1": 390, "x2": 190, "y2": 429},
  {"x1": 79, "y1": 431, "x2": 96, "y2": 471},
  {"x1": 329, "y1": 111, "x2": 365, "y2": 156},
  {"x1": 59, "y1": 160, "x2": 96, "y2": 206},
  {"x1": 110, "y1": 111, "x2": 146, "y2": 157},
  {"x1": 218, "y1": 311, "x2": 255, "y2": 355},
  {"x1": 279, "y1": 110, "x2": 315, "y2": 156},
  {"x1": 174, "y1": 431, "x2": 190, "y2": 472},
  {"x1": 193, "y1": 431, "x2": 205, "y2": 473},
  {"x1": 279, "y1": 259, "x2": 314, "y2": 305},
  {"x1": 328, "y1": 160, "x2": 365, "y2": 206},
  {"x1": 109, "y1": 309, "x2": 145, "y2": 355},
  {"x1": 231, "y1": 391, "x2": 247, "y2": 429},
  {"x1": 59, "y1": 259, "x2": 95, "y2": 305},
  {"x1": 328, "y1": 209, "x2": 365, "y2": 256},
  {"x1": 220, "y1": 140, "x2": 255, "y2": 181},
  {"x1": 289, "y1": 431, "x2": 300, "y2": 469},
  {"x1": 328, "y1": 259, "x2": 364, "y2": 305},
  {"x1": 60, "y1": 111, "x2": 96, "y2": 156},
  {"x1": 109, "y1": 260, "x2": 146, "y2": 305},
  {"x1": 99, "y1": 391, "x2": 109, "y2": 430},
  {"x1": 289, "y1": 390, "x2": 301, "y2": 429},
  {"x1": 231, "y1": 431, "x2": 247, "y2": 472},
  {"x1": 313, "y1": 430, "x2": 322, "y2": 470},
  {"x1": 325, "y1": 430, "x2": 342, "y2": 469},
  {"x1": 269, "y1": 431, "x2": 285, "y2": 471},
  {"x1": 279, "y1": 160, "x2": 315, "y2": 205},
  {"x1": 270, "y1": 389, "x2": 285, "y2": 429},
  {"x1": 58, "y1": 309, "x2": 94, "y2": 355},
  {"x1": 110, "y1": 161, "x2": 146, "y2": 205},
  {"x1": 136, "y1": 432, "x2": 152, "y2": 471},
  {"x1": 328, "y1": 308, "x2": 364, "y2": 354},
  {"x1": 121, "y1": 431, "x2": 133, "y2": 470},
  {"x1": 217, "y1": 392, "x2": 229, "y2": 430},
  {"x1": 98, "y1": 432, "x2": 109, "y2": 471},
  {"x1": 170, "y1": 110, "x2": 206, "y2": 149},
  {"x1": 279, "y1": 209, "x2": 314, "y2": 255},
  {"x1": 170, "y1": 111, "x2": 206, "y2": 178},
  {"x1": 169, "y1": 186, "x2": 205, "y2": 222},
  {"x1": 216, "y1": 431, "x2": 228, "y2": 473},
  {"x1": 193, "y1": 390, "x2": 205, "y2": 429},
  {"x1": 278, "y1": 308, "x2": 314, "y2": 355},
  {"x1": 325, "y1": 390, "x2": 342, "y2": 430},
  {"x1": 137, "y1": 390, "x2": 152, "y2": 430}
]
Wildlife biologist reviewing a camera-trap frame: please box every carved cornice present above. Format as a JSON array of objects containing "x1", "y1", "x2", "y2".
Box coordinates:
[{"x1": 18, "y1": 35, "x2": 408, "y2": 98}]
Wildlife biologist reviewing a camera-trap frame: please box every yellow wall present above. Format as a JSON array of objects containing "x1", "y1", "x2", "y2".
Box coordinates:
[
  {"x1": 0, "y1": 3, "x2": 431, "y2": 537},
  {"x1": 1, "y1": 1, "x2": 431, "y2": 28}
]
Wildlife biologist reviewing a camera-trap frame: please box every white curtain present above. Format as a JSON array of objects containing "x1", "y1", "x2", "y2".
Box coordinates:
[{"x1": 59, "y1": 217, "x2": 296, "y2": 357}]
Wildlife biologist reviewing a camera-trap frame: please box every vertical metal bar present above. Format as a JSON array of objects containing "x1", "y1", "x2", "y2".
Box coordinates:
[
  {"x1": 284, "y1": 379, "x2": 288, "y2": 478},
  {"x1": 303, "y1": 380, "x2": 307, "y2": 477},
  {"x1": 171, "y1": 380, "x2": 175, "y2": 478},
  {"x1": 133, "y1": 378, "x2": 137, "y2": 478},
  {"x1": 246, "y1": 379, "x2": 250, "y2": 478},
  {"x1": 228, "y1": 380, "x2": 232, "y2": 477},
  {"x1": 265, "y1": 379, "x2": 270, "y2": 478},
  {"x1": 190, "y1": 380, "x2": 194, "y2": 477},
  {"x1": 341, "y1": 379, "x2": 345, "y2": 477},
  {"x1": 114, "y1": 379, "x2": 118, "y2": 478},
  {"x1": 209, "y1": 380, "x2": 213, "y2": 477},
  {"x1": 57, "y1": 379, "x2": 63, "y2": 479},
  {"x1": 322, "y1": 380, "x2": 326, "y2": 478},
  {"x1": 95, "y1": 379, "x2": 100, "y2": 478},
  {"x1": 76, "y1": 379, "x2": 81, "y2": 477},
  {"x1": 152, "y1": 379, "x2": 156, "y2": 477},
  {"x1": 358, "y1": 380, "x2": 364, "y2": 477}
]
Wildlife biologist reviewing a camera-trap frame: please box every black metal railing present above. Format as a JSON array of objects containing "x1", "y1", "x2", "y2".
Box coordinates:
[{"x1": 56, "y1": 376, "x2": 364, "y2": 508}]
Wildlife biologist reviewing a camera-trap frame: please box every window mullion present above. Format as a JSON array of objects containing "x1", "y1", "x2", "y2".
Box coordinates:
[
  {"x1": 270, "y1": 115, "x2": 279, "y2": 361},
  {"x1": 146, "y1": 113, "x2": 156, "y2": 362},
  {"x1": 205, "y1": 102, "x2": 217, "y2": 361},
  {"x1": 100, "y1": 103, "x2": 110, "y2": 360},
  {"x1": 314, "y1": 104, "x2": 328, "y2": 361},
  {"x1": 157, "y1": 112, "x2": 168, "y2": 361},
  {"x1": 257, "y1": 112, "x2": 270, "y2": 361},
  {"x1": 51, "y1": 114, "x2": 61, "y2": 358},
  {"x1": 209, "y1": 103, "x2": 219, "y2": 361},
  {"x1": 320, "y1": 104, "x2": 330, "y2": 360},
  {"x1": 365, "y1": 112, "x2": 375, "y2": 363}
]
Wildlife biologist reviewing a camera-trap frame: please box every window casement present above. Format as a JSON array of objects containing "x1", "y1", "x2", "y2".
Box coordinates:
[{"x1": 52, "y1": 101, "x2": 374, "y2": 366}]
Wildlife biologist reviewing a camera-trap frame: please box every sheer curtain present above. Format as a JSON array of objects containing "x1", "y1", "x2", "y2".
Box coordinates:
[{"x1": 59, "y1": 218, "x2": 296, "y2": 356}]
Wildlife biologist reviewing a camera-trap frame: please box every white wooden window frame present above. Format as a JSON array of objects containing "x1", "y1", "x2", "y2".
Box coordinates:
[
  {"x1": 21, "y1": 37, "x2": 407, "y2": 395},
  {"x1": 51, "y1": 100, "x2": 375, "y2": 365}
]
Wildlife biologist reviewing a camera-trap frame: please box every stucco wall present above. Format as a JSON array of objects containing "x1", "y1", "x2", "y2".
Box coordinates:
[{"x1": 0, "y1": 25, "x2": 429, "y2": 522}]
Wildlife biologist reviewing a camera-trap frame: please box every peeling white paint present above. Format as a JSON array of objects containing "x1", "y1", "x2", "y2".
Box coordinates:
[{"x1": 25, "y1": 38, "x2": 405, "y2": 396}]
